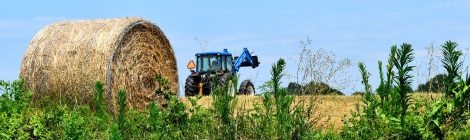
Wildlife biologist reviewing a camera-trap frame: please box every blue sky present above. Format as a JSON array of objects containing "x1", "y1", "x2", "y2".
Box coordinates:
[{"x1": 1, "y1": 1, "x2": 470, "y2": 95}]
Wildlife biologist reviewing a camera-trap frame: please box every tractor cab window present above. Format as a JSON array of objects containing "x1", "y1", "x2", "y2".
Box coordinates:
[
  {"x1": 197, "y1": 57, "x2": 203, "y2": 72},
  {"x1": 226, "y1": 56, "x2": 233, "y2": 72},
  {"x1": 202, "y1": 56, "x2": 211, "y2": 72},
  {"x1": 222, "y1": 56, "x2": 226, "y2": 71},
  {"x1": 198, "y1": 55, "x2": 222, "y2": 73},
  {"x1": 209, "y1": 57, "x2": 220, "y2": 72}
]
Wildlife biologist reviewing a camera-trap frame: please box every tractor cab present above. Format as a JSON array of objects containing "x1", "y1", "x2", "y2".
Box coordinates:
[{"x1": 195, "y1": 49, "x2": 234, "y2": 74}]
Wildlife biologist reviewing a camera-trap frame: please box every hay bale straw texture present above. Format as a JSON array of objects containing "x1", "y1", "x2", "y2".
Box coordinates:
[{"x1": 20, "y1": 17, "x2": 178, "y2": 111}]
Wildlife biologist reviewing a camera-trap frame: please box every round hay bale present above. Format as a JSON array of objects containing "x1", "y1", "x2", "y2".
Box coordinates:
[{"x1": 20, "y1": 17, "x2": 178, "y2": 111}]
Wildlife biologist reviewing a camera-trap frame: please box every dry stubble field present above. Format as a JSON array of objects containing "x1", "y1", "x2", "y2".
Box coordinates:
[{"x1": 181, "y1": 93, "x2": 442, "y2": 131}]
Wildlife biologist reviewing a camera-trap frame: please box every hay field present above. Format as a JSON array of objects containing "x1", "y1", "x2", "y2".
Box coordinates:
[{"x1": 181, "y1": 93, "x2": 442, "y2": 131}]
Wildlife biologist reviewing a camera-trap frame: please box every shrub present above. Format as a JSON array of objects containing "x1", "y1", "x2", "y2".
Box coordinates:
[
  {"x1": 109, "y1": 123, "x2": 122, "y2": 140},
  {"x1": 145, "y1": 74, "x2": 193, "y2": 139},
  {"x1": 287, "y1": 81, "x2": 344, "y2": 95},
  {"x1": 304, "y1": 82, "x2": 344, "y2": 95},
  {"x1": 211, "y1": 74, "x2": 238, "y2": 139},
  {"x1": 343, "y1": 41, "x2": 470, "y2": 139},
  {"x1": 351, "y1": 91, "x2": 364, "y2": 96},
  {"x1": 62, "y1": 110, "x2": 88, "y2": 139},
  {"x1": 287, "y1": 82, "x2": 301, "y2": 95},
  {"x1": 416, "y1": 74, "x2": 445, "y2": 93},
  {"x1": 237, "y1": 59, "x2": 319, "y2": 139},
  {"x1": 0, "y1": 79, "x2": 31, "y2": 115},
  {"x1": 0, "y1": 79, "x2": 33, "y2": 139},
  {"x1": 420, "y1": 41, "x2": 470, "y2": 139},
  {"x1": 343, "y1": 43, "x2": 421, "y2": 139}
]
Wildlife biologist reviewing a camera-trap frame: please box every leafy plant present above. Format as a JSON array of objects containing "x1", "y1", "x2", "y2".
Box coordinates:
[
  {"x1": 109, "y1": 123, "x2": 122, "y2": 140},
  {"x1": 94, "y1": 81, "x2": 107, "y2": 119},
  {"x1": 241, "y1": 59, "x2": 319, "y2": 139},
  {"x1": 391, "y1": 43, "x2": 415, "y2": 125},
  {"x1": 442, "y1": 40, "x2": 463, "y2": 98},
  {"x1": 421, "y1": 40, "x2": 470, "y2": 139},
  {"x1": 147, "y1": 74, "x2": 195, "y2": 139},
  {"x1": 62, "y1": 110, "x2": 88, "y2": 139},
  {"x1": 211, "y1": 74, "x2": 238, "y2": 139},
  {"x1": 343, "y1": 43, "x2": 419, "y2": 139},
  {"x1": 117, "y1": 89, "x2": 126, "y2": 130},
  {"x1": 0, "y1": 79, "x2": 31, "y2": 114},
  {"x1": 272, "y1": 59, "x2": 294, "y2": 139},
  {"x1": 0, "y1": 79, "x2": 33, "y2": 139}
]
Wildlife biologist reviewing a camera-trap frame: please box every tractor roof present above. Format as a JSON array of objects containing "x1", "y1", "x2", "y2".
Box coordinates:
[{"x1": 195, "y1": 49, "x2": 232, "y2": 56}]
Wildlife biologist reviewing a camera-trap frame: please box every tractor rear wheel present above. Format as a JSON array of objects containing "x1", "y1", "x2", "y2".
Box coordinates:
[
  {"x1": 217, "y1": 74, "x2": 230, "y2": 87},
  {"x1": 184, "y1": 76, "x2": 199, "y2": 96},
  {"x1": 218, "y1": 74, "x2": 236, "y2": 96},
  {"x1": 239, "y1": 80, "x2": 255, "y2": 95}
]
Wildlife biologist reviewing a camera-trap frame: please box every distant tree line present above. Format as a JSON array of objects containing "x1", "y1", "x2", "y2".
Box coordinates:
[
  {"x1": 416, "y1": 74, "x2": 446, "y2": 93},
  {"x1": 287, "y1": 81, "x2": 344, "y2": 95}
]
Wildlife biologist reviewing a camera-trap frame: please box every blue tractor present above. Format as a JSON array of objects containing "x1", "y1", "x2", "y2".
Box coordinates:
[{"x1": 185, "y1": 48, "x2": 260, "y2": 96}]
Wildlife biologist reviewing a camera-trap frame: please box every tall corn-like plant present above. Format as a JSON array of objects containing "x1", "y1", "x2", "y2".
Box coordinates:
[
  {"x1": 441, "y1": 41, "x2": 462, "y2": 98},
  {"x1": 271, "y1": 59, "x2": 295, "y2": 139},
  {"x1": 342, "y1": 62, "x2": 382, "y2": 138},
  {"x1": 376, "y1": 60, "x2": 395, "y2": 113},
  {"x1": 359, "y1": 63, "x2": 373, "y2": 98},
  {"x1": 147, "y1": 74, "x2": 192, "y2": 139},
  {"x1": 358, "y1": 63, "x2": 378, "y2": 120},
  {"x1": 377, "y1": 61, "x2": 386, "y2": 102},
  {"x1": 391, "y1": 43, "x2": 415, "y2": 125},
  {"x1": 211, "y1": 74, "x2": 237, "y2": 139},
  {"x1": 271, "y1": 59, "x2": 286, "y2": 97},
  {"x1": 94, "y1": 81, "x2": 107, "y2": 119},
  {"x1": 250, "y1": 59, "x2": 287, "y2": 139},
  {"x1": 343, "y1": 44, "x2": 417, "y2": 139},
  {"x1": 247, "y1": 59, "x2": 315, "y2": 139},
  {"x1": 385, "y1": 49, "x2": 396, "y2": 102},
  {"x1": 422, "y1": 41, "x2": 469, "y2": 139},
  {"x1": 378, "y1": 47, "x2": 397, "y2": 116},
  {"x1": 259, "y1": 83, "x2": 275, "y2": 139},
  {"x1": 117, "y1": 89, "x2": 126, "y2": 130}
]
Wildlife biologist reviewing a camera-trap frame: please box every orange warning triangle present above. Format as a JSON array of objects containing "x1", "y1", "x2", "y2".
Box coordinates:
[{"x1": 187, "y1": 60, "x2": 196, "y2": 69}]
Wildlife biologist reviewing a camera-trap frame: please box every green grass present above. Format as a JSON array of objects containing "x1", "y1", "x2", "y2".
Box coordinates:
[
  {"x1": 2, "y1": 41, "x2": 470, "y2": 139},
  {"x1": 0, "y1": 59, "x2": 325, "y2": 139}
]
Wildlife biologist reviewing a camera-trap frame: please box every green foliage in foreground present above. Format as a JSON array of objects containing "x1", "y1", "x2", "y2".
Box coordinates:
[
  {"x1": 0, "y1": 59, "x2": 330, "y2": 140},
  {"x1": 342, "y1": 41, "x2": 470, "y2": 139},
  {"x1": 3, "y1": 41, "x2": 470, "y2": 139}
]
